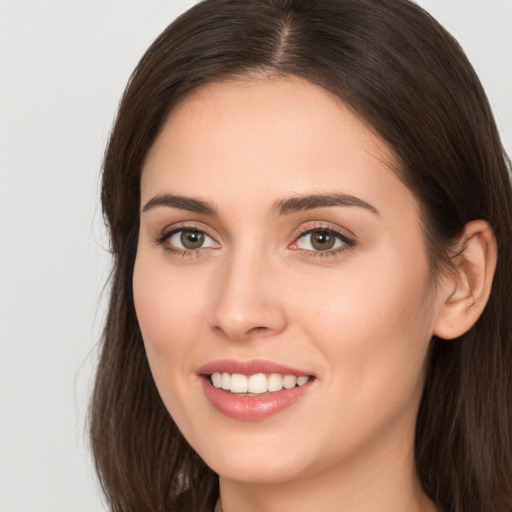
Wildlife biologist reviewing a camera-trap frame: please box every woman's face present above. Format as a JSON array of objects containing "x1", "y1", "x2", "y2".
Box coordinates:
[{"x1": 133, "y1": 76, "x2": 444, "y2": 484}]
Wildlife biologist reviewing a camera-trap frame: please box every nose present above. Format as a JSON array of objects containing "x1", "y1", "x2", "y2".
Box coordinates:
[{"x1": 208, "y1": 248, "x2": 288, "y2": 342}]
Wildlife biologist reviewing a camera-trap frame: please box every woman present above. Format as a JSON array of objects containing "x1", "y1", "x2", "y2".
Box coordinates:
[{"x1": 89, "y1": 0, "x2": 512, "y2": 511}]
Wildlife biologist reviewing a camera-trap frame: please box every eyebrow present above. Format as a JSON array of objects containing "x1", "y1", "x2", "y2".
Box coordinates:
[
  {"x1": 142, "y1": 192, "x2": 380, "y2": 217},
  {"x1": 142, "y1": 194, "x2": 218, "y2": 215},
  {"x1": 274, "y1": 193, "x2": 381, "y2": 216}
]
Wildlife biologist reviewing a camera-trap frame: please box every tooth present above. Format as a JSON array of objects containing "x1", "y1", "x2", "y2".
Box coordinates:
[
  {"x1": 297, "y1": 376, "x2": 309, "y2": 386},
  {"x1": 267, "y1": 373, "x2": 284, "y2": 392},
  {"x1": 211, "y1": 372, "x2": 222, "y2": 388},
  {"x1": 248, "y1": 373, "x2": 268, "y2": 394},
  {"x1": 221, "y1": 372, "x2": 231, "y2": 390},
  {"x1": 230, "y1": 373, "x2": 248, "y2": 393},
  {"x1": 215, "y1": 372, "x2": 308, "y2": 393},
  {"x1": 283, "y1": 375, "x2": 297, "y2": 389}
]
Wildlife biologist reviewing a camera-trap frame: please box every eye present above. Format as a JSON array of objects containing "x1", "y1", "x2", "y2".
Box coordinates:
[
  {"x1": 291, "y1": 228, "x2": 354, "y2": 253},
  {"x1": 165, "y1": 228, "x2": 218, "y2": 251}
]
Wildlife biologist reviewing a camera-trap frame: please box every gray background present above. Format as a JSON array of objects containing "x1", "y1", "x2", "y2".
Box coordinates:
[{"x1": 1, "y1": 1, "x2": 511, "y2": 511}]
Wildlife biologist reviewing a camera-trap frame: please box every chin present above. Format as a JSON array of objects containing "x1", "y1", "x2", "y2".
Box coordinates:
[
  {"x1": 208, "y1": 453, "x2": 308, "y2": 484},
  {"x1": 187, "y1": 425, "x2": 324, "y2": 485}
]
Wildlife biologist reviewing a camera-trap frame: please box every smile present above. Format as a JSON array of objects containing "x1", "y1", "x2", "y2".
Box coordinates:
[{"x1": 198, "y1": 360, "x2": 316, "y2": 420}]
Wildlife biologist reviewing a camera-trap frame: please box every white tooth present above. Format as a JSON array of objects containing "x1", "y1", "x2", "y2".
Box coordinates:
[
  {"x1": 211, "y1": 372, "x2": 222, "y2": 388},
  {"x1": 230, "y1": 374, "x2": 248, "y2": 393},
  {"x1": 248, "y1": 373, "x2": 268, "y2": 394},
  {"x1": 267, "y1": 373, "x2": 284, "y2": 392},
  {"x1": 221, "y1": 372, "x2": 231, "y2": 390},
  {"x1": 283, "y1": 375, "x2": 297, "y2": 389},
  {"x1": 297, "y1": 376, "x2": 309, "y2": 386}
]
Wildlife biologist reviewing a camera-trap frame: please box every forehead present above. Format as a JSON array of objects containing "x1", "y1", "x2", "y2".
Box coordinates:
[{"x1": 140, "y1": 76, "x2": 413, "y2": 217}]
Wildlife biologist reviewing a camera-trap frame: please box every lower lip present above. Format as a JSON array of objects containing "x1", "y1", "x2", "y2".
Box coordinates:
[{"x1": 201, "y1": 377, "x2": 314, "y2": 420}]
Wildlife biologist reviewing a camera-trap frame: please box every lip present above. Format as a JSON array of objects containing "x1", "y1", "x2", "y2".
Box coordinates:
[
  {"x1": 198, "y1": 359, "x2": 315, "y2": 421},
  {"x1": 197, "y1": 359, "x2": 312, "y2": 377}
]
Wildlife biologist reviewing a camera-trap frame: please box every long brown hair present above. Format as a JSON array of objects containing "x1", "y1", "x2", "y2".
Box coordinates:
[{"x1": 90, "y1": 1, "x2": 512, "y2": 510}]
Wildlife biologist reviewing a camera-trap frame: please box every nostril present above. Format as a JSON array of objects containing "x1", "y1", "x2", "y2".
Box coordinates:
[{"x1": 248, "y1": 326, "x2": 272, "y2": 336}]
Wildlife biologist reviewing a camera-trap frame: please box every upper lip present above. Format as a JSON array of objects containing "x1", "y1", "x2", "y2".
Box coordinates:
[{"x1": 197, "y1": 359, "x2": 313, "y2": 377}]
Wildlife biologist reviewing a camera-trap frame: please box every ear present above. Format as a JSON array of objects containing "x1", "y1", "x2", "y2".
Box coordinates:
[{"x1": 433, "y1": 220, "x2": 497, "y2": 340}]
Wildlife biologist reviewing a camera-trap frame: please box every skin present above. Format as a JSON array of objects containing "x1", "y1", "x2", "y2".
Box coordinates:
[{"x1": 133, "y1": 76, "x2": 449, "y2": 512}]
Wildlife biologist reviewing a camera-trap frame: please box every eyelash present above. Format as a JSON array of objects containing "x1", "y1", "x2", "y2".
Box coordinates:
[{"x1": 154, "y1": 223, "x2": 356, "y2": 259}]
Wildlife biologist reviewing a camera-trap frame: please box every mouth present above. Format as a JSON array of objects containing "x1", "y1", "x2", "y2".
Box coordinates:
[{"x1": 198, "y1": 360, "x2": 316, "y2": 420}]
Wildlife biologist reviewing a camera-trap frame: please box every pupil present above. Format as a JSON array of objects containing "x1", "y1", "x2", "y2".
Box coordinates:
[
  {"x1": 181, "y1": 230, "x2": 204, "y2": 249},
  {"x1": 312, "y1": 231, "x2": 335, "y2": 251}
]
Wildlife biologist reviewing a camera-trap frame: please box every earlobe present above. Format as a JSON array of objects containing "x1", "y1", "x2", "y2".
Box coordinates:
[{"x1": 433, "y1": 220, "x2": 497, "y2": 340}]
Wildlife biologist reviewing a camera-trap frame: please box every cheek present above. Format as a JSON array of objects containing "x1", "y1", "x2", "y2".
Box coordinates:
[
  {"x1": 132, "y1": 250, "x2": 207, "y2": 393},
  {"x1": 133, "y1": 252, "x2": 205, "y2": 347},
  {"x1": 132, "y1": 253, "x2": 211, "y2": 438},
  {"x1": 292, "y1": 249, "x2": 436, "y2": 421},
  {"x1": 295, "y1": 250, "x2": 434, "y2": 342}
]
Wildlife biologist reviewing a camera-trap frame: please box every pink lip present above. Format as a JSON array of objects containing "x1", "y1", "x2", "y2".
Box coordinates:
[
  {"x1": 198, "y1": 359, "x2": 315, "y2": 421},
  {"x1": 197, "y1": 359, "x2": 312, "y2": 377}
]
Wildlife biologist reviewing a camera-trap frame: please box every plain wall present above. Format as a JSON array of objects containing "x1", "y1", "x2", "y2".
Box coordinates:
[{"x1": 0, "y1": 1, "x2": 510, "y2": 511}]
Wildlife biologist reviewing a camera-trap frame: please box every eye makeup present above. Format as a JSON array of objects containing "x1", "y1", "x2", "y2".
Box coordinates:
[{"x1": 152, "y1": 219, "x2": 357, "y2": 260}]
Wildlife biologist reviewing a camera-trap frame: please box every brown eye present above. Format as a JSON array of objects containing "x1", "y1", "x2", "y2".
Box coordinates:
[
  {"x1": 310, "y1": 231, "x2": 336, "y2": 251},
  {"x1": 293, "y1": 228, "x2": 352, "y2": 253},
  {"x1": 180, "y1": 229, "x2": 205, "y2": 249},
  {"x1": 166, "y1": 228, "x2": 217, "y2": 251}
]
